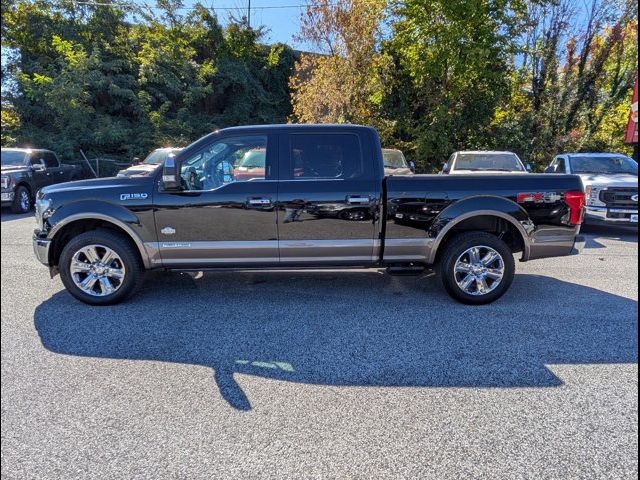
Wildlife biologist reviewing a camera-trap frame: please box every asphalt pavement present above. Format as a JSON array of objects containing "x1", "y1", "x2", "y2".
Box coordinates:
[{"x1": 1, "y1": 211, "x2": 637, "y2": 479}]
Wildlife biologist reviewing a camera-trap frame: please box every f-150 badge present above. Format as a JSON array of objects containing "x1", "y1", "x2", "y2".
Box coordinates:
[
  {"x1": 161, "y1": 226, "x2": 176, "y2": 235},
  {"x1": 120, "y1": 193, "x2": 148, "y2": 201}
]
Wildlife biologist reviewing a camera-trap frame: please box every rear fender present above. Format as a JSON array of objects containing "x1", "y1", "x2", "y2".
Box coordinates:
[{"x1": 428, "y1": 195, "x2": 535, "y2": 263}]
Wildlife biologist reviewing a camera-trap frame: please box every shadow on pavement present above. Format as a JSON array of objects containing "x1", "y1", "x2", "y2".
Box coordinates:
[
  {"x1": 581, "y1": 223, "x2": 638, "y2": 250},
  {"x1": 0, "y1": 210, "x2": 33, "y2": 222},
  {"x1": 34, "y1": 271, "x2": 638, "y2": 411}
]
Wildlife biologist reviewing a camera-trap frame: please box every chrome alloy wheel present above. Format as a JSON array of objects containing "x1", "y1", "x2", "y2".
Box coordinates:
[
  {"x1": 453, "y1": 245, "x2": 505, "y2": 296},
  {"x1": 19, "y1": 190, "x2": 30, "y2": 211},
  {"x1": 70, "y1": 244, "x2": 126, "y2": 297}
]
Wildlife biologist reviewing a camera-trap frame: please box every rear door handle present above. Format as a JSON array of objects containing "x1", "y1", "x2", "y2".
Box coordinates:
[{"x1": 346, "y1": 195, "x2": 371, "y2": 205}]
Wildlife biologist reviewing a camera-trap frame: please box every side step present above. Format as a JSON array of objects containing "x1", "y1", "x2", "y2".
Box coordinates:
[{"x1": 386, "y1": 265, "x2": 428, "y2": 276}]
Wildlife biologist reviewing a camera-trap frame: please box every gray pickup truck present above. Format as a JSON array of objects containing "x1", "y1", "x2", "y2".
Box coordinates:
[{"x1": 1, "y1": 148, "x2": 84, "y2": 213}]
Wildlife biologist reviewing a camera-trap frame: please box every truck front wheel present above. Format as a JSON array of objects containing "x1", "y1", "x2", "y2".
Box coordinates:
[
  {"x1": 59, "y1": 230, "x2": 145, "y2": 305},
  {"x1": 11, "y1": 185, "x2": 31, "y2": 213},
  {"x1": 438, "y1": 231, "x2": 515, "y2": 305}
]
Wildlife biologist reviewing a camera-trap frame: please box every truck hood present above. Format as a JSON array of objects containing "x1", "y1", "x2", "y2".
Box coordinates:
[
  {"x1": 449, "y1": 170, "x2": 528, "y2": 175},
  {"x1": 42, "y1": 175, "x2": 153, "y2": 195},
  {"x1": 577, "y1": 173, "x2": 638, "y2": 188},
  {"x1": 116, "y1": 163, "x2": 161, "y2": 177},
  {"x1": 1, "y1": 165, "x2": 29, "y2": 174}
]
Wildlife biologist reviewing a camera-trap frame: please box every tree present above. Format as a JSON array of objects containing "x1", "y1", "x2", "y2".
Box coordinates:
[
  {"x1": 289, "y1": 0, "x2": 389, "y2": 128},
  {"x1": 381, "y1": 0, "x2": 527, "y2": 172}
]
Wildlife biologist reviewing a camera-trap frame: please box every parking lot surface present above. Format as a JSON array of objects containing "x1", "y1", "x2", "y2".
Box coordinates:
[{"x1": 1, "y1": 211, "x2": 638, "y2": 479}]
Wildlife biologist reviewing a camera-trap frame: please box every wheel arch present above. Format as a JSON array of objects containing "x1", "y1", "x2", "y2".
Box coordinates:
[
  {"x1": 427, "y1": 196, "x2": 534, "y2": 264},
  {"x1": 48, "y1": 214, "x2": 152, "y2": 269}
]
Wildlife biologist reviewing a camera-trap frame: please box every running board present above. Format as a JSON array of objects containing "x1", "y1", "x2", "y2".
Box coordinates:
[{"x1": 385, "y1": 265, "x2": 427, "y2": 276}]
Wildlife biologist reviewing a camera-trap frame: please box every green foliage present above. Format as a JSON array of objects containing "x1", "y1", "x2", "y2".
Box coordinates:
[
  {"x1": 2, "y1": 0, "x2": 637, "y2": 172},
  {"x1": 1, "y1": 0, "x2": 296, "y2": 161}
]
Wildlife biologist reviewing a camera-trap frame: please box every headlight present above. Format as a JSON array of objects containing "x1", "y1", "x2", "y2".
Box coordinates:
[
  {"x1": 584, "y1": 185, "x2": 606, "y2": 206},
  {"x1": 1, "y1": 175, "x2": 11, "y2": 189},
  {"x1": 34, "y1": 197, "x2": 53, "y2": 227}
]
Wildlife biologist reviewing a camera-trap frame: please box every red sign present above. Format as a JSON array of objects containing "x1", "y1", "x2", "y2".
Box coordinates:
[{"x1": 625, "y1": 75, "x2": 638, "y2": 144}]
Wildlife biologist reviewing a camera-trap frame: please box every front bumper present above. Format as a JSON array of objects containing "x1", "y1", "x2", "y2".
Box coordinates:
[
  {"x1": 33, "y1": 231, "x2": 52, "y2": 266},
  {"x1": 584, "y1": 206, "x2": 638, "y2": 224},
  {"x1": 1, "y1": 191, "x2": 15, "y2": 205}
]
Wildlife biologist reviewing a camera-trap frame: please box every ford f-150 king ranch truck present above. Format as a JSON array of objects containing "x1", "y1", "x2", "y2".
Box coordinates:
[
  {"x1": 32, "y1": 125, "x2": 586, "y2": 306},
  {"x1": 2, "y1": 148, "x2": 84, "y2": 213}
]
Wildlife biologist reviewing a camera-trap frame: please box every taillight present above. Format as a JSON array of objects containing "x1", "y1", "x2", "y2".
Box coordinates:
[{"x1": 564, "y1": 191, "x2": 585, "y2": 225}]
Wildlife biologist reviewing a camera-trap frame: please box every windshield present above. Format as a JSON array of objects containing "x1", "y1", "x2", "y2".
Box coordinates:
[
  {"x1": 454, "y1": 153, "x2": 525, "y2": 172},
  {"x1": 569, "y1": 156, "x2": 638, "y2": 175},
  {"x1": 239, "y1": 150, "x2": 265, "y2": 168},
  {"x1": 382, "y1": 149, "x2": 409, "y2": 168},
  {"x1": 1, "y1": 150, "x2": 27, "y2": 166},
  {"x1": 143, "y1": 149, "x2": 175, "y2": 164}
]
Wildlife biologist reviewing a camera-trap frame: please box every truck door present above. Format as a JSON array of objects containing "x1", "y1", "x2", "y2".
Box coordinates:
[
  {"x1": 153, "y1": 134, "x2": 279, "y2": 267},
  {"x1": 277, "y1": 130, "x2": 381, "y2": 265},
  {"x1": 42, "y1": 152, "x2": 65, "y2": 181},
  {"x1": 28, "y1": 153, "x2": 53, "y2": 190}
]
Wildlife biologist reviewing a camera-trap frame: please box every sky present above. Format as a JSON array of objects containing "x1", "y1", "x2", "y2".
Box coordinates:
[{"x1": 146, "y1": 0, "x2": 314, "y2": 50}]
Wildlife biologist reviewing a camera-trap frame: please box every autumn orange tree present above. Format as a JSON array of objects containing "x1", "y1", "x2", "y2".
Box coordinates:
[{"x1": 289, "y1": 0, "x2": 390, "y2": 131}]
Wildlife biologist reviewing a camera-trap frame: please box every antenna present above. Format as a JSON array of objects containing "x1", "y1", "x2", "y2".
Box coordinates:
[{"x1": 247, "y1": 0, "x2": 251, "y2": 27}]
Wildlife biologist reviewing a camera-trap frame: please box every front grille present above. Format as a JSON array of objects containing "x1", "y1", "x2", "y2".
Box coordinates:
[{"x1": 600, "y1": 187, "x2": 638, "y2": 208}]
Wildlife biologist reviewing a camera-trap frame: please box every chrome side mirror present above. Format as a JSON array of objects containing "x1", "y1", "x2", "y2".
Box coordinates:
[
  {"x1": 526, "y1": 163, "x2": 533, "y2": 172},
  {"x1": 32, "y1": 163, "x2": 46, "y2": 172},
  {"x1": 442, "y1": 163, "x2": 450, "y2": 174},
  {"x1": 408, "y1": 161, "x2": 416, "y2": 173}
]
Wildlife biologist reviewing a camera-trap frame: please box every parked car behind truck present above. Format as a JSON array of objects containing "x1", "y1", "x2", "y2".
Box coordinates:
[
  {"x1": 545, "y1": 153, "x2": 638, "y2": 225},
  {"x1": 33, "y1": 124, "x2": 585, "y2": 306},
  {"x1": 1, "y1": 148, "x2": 83, "y2": 213},
  {"x1": 442, "y1": 151, "x2": 531, "y2": 174}
]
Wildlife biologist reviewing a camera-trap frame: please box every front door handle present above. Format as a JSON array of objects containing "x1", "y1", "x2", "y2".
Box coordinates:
[{"x1": 346, "y1": 195, "x2": 371, "y2": 205}]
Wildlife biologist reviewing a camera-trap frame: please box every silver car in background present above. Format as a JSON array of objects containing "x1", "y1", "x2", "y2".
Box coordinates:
[
  {"x1": 442, "y1": 151, "x2": 531, "y2": 174},
  {"x1": 382, "y1": 148, "x2": 414, "y2": 176}
]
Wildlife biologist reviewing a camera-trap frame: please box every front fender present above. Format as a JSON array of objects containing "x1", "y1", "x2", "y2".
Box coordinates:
[
  {"x1": 45, "y1": 200, "x2": 152, "y2": 268},
  {"x1": 427, "y1": 195, "x2": 535, "y2": 263}
]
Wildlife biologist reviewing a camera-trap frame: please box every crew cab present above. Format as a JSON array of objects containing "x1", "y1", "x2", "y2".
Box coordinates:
[
  {"x1": 1, "y1": 148, "x2": 83, "y2": 213},
  {"x1": 545, "y1": 153, "x2": 638, "y2": 225},
  {"x1": 442, "y1": 151, "x2": 531, "y2": 174},
  {"x1": 33, "y1": 125, "x2": 585, "y2": 306}
]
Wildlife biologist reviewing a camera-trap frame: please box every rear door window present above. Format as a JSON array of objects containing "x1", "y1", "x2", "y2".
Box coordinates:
[{"x1": 288, "y1": 134, "x2": 363, "y2": 180}]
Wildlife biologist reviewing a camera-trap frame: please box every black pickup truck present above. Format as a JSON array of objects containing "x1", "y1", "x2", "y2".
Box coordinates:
[
  {"x1": 2, "y1": 148, "x2": 84, "y2": 213},
  {"x1": 33, "y1": 125, "x2": 585, "y2": 305}
]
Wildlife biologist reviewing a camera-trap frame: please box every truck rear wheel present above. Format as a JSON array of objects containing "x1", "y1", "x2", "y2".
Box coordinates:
[
  {"x1": 11, "y1": 185, "x2": 31, "y2": 213},
  {"x1": 59, "y1": 230, "x2": 145, "y2": 305},
  {"x1": 437, "y1": 231, "x2": 515, "y2": 305}
]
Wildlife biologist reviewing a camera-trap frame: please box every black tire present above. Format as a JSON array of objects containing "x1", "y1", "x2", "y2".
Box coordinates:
[
  {"x1": 437, "y1": 231, "x2": 515, "y2": 305},
  {"x1": 59, "y1": 229, "x2": 145, "y2": 305},
  {"x1": 11, "y1": 185, "x2": 31, "y2": 213}
]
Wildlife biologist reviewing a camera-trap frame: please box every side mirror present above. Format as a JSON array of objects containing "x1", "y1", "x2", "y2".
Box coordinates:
[
  {"x1": 544, "y1": 166, "x2": 556, "y2": 174},
  {"x1": 442, "y1": 163, "x2": 450, "y2": 174},
  {"x1": 32, "y1": 163, "x2": 46, "y2": 172},
  {"x1": 408, "y1": 161, "x2": 416, "y2": 173},
  {"x1": 526, "y1": 163, "x2": 532, "y2": 172},
  {"x1": 162, "y1": 155, "x2": 181, "y2": 190},
  {"x1": 132, "y1": 156, "x2": 141, "y2": 165}
]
